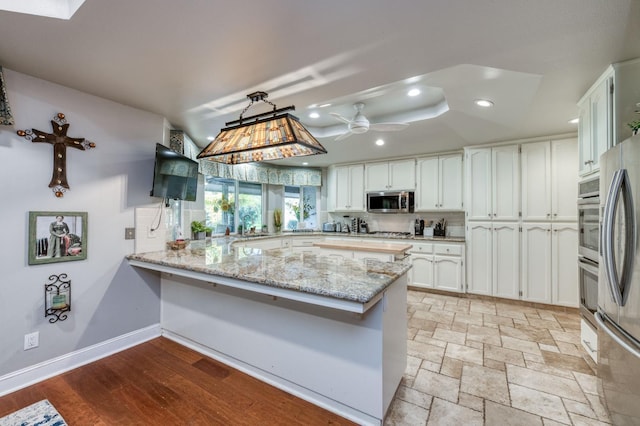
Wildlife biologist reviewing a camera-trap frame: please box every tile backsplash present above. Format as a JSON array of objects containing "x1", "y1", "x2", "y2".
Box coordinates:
[{"x1": 328, "y1": 211, "x2": 465, "y2": 237}]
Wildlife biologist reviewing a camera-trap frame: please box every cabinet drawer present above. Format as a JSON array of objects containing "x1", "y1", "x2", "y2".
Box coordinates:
[
  {"x1": 434, "y1": 244, "x2": 462, "y2": 256},
  {"x1": 410, "y1": 243, "x2": 433, "y2": 254},
  {"x1": 580, "y1": 319, "x2": 598, "y2": 363}
]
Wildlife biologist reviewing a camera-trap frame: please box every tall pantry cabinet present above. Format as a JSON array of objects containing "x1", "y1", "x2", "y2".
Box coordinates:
[
  {"x1": 465, "y1": 145, "x2": 520, "y2": 299},
  {"x1": 520, "y1": 139, "x2": 578, "y2": 306},
  {"x1": 465, "y1": 139, "x2": 579, "y2": 307}
]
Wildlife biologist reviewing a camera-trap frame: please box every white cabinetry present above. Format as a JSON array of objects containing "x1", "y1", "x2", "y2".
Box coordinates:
[
  {"x1": 521, "y1": 223, "x2": 578, "y2": 306},
  {"x1": 365, "y1": 159, "x2": 415, "y2": 191},
  {"x1": 466, "y1": 222, "x2": 520, "y2": 299},
  {"x1": 521, "y1": 139, "x2": 578, "y2": 222},
  {"x1": 581, "y1": 319, "x2": 598, "y2": 363},
  {"x1": 465, "y1": 145, "x2": 520, "y2": 221},
  {"x1": 328, "y1": 164, "x2": 365, "y2": 212},
  {"x1": 408, "y1": 242, "x2": 464, "y2": 293},
  {"x1": 416, "y1": 154, "x2": 463, "y2": 211},
  {"x1": 578, "y1": 69, "x2": 613, "y2": 177}
]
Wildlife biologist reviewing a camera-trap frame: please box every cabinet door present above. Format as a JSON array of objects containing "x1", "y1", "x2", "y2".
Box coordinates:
[
  {"x1": 365, "y1": 162, "x2": 389, "y2": 191},
  {"x1": 439, "y1": 154, "x2": 463, "y2": 210},
  {"x1": 465, "y1": 148, "x2": 492, "y2": 220},
  {"x1": 388, "y1": 159, "x2": 416, "y2": 191},
  {"x1": 521, "y1": 223, "x2": 551, "y2": 304},
  {"x1": 434, "y1": 255, "x2": 462, "y2": 292},
  {"x1": 493, "y1": 223, "x2": 520, "y2": 300},
  {"x1": 327, "y1": 166, "x2": 337, "y2": 212},
  {"x1": 416, "y1": 157, "x2": 439, "y2": 210},
  {"x1": 410, "y1": 255, "x2": 434, "y2": 289},
  {"x1": 348, "y1": 164, "x2": 365, "y2": 211},
  {"x1": 551, "y1": 138, "x2": 578, "y2": 221},
  {"x1": 353, "y1": 251, "x2": 394, "y2": 262},
  {"x1": 590, "y1": 76, "x2": 612, "y2": 173},
  {"x1": 492, "y1": 145, "x2": 520, "y2": 221},
  {"x1": 578, "y1": 100, "x2": 592, "y2": 177},
  {"x1": 521, "y1": 141, "x2": 551, "y2": 221},
  {"x1": 334, "y1": 166, "x2": 351, "y2": 211},
  {"x1": 467, "y1": 222, "x2": 492, "y2": 295},
  {"x1": 552, "y1": 223, "x2": 578, "y2": 307}
]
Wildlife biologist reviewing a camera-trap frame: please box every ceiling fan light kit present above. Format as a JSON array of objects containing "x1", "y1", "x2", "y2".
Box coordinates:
[
  {"x1": 330, "y1": 102, "x2": 410, "y2": 141},
  {"x1": 197, "y1": 91, "x2": 327, "y2": 165}
]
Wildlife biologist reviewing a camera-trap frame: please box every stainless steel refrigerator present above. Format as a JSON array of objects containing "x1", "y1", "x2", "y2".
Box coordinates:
[{"x1": 596, "y1": 135, "x2": 640, "y2": 425}]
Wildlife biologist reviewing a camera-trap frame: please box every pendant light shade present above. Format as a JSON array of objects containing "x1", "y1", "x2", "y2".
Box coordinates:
[{"x1": 197, "y1": 92, "x2": 327, "y2": 165}]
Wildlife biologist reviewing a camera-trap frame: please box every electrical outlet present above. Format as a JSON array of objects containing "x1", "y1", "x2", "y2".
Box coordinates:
[
  {"x1": 147, "y1": 226, "x2": 157, "y2": 239},
  {"x1": 125, "y1": 227, "x2": 135, "y2": 240},
  {"x1": 24, "y1": 332, "x2": 39, "y2": 350}
]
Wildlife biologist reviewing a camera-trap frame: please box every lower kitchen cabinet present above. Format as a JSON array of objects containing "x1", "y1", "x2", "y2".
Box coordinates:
[
  {"x1": 521, "y1": 223, "x2": 578, "y2": 306},
  {"x1": 466, "y1": 222, "x2": 520, "y2": 299},
  {"x1": 408, "y1": 242, "x2": 464, "y2": 293}
]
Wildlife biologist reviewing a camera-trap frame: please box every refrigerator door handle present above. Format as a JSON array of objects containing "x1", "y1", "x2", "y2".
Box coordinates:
[
  {"x1": 619, "y1": 169, "x2": 636, "y2": 306},
  {"x1": 602, "y1": 169, "x2": 624, "y2": 306},
  {"x1": 595, "y1": 311, "x2": 640, "y2": 359}
]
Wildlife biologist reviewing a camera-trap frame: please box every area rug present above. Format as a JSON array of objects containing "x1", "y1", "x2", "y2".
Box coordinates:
[{"x1": 0, "y1": 399, "x2": 67, "y2": 426}]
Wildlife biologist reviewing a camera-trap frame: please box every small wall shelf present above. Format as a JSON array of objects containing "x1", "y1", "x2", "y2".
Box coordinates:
[{"x1": 44, "y1": 273, "x2": 71, "y2": 323}]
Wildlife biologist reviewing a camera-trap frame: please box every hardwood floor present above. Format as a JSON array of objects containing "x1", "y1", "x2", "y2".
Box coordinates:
[{"x1": 0, "y1": 337, "x2": 356, "y2": 425}]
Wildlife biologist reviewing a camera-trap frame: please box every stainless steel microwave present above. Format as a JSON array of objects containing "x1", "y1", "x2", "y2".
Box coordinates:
[{"x1": 367, "y1": 191, "x2": 414, "y2": 213}]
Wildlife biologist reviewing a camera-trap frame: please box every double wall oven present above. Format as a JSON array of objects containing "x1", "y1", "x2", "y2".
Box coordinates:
[{"x1": 577, "y1": 176, "x2": 599, "y2": 328}]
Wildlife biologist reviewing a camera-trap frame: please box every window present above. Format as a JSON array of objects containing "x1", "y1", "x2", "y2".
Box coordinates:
[
  {"x1": 204, "y1": 178, "x2": 236, "y2": 233},
  {"x1": 204, "y1": 177, "x2": 263, "y2": 234},
  {"x1": 237, "y1": 182, "x2": 263, "y2": 232},
  {"x1": 284, "y1": 186, "x2": 317, "y2": 230}
]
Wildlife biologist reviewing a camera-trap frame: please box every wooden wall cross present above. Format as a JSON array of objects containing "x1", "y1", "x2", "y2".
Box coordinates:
[{"x1": 17, "y1": 113, "x2": 96, "y2": 197}]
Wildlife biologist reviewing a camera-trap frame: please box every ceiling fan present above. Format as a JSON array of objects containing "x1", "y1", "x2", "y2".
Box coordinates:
[{"x1": 330, "y1": 102, "x2": 410, "y2": 141}]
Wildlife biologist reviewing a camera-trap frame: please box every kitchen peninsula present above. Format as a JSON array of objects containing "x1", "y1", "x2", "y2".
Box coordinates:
[{"x1": 127, "y1": 236, "x2": 410, "y2": 426}]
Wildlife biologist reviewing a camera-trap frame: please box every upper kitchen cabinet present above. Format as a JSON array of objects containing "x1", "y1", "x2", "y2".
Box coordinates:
[
  {"x1": 578, "y1": 71, "x2": 612, "y2": 177},
  {"x1": 327, "y1": 164, "x2": 365, "y2": 212},
  {"x1": 365, "y1": 159, "x2": 415, "y2": 192},
  {"x1": 416, "y1": 154, "x2": 463, "y2": 211},
  {"x1": 521, "y1": 139, "x2": 578, "y2": 222},
  {"x1": 577, "y1": 59, "x2": 640, "y2": 177},
  {"x1": 465, "y1": 145, "x2": 520, "y2": 221}
]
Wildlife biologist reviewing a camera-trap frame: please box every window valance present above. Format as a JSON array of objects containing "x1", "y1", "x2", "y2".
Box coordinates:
[{"x1": 0, "y1": 67, "x2": 14, "y2": 126}]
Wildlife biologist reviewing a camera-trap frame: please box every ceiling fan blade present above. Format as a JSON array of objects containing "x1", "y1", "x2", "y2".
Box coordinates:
[
  {"x1": 329, "y1": 112, "x2": 352, "y2": 124},
  {"x1": 335, "y1": 131, "x2": 354, "y2": 141},
  {"x1": 369, "y1": 122, "x2": 410, "y2": 132}
]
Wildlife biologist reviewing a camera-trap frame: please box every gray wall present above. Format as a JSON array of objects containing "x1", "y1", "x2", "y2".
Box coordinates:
[{"x1": 0, "y1": 69, "x2": 163, "y2": 377}]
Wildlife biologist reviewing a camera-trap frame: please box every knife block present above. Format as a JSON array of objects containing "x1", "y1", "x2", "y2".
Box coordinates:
[{"x1": 433, "y1": 228, "x2": 446, "y2": 237}]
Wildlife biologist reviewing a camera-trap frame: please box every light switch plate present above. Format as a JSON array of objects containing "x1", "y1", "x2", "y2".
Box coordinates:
[{"x1": 125, "y1": 227, "x2": 135, "y2": 240}]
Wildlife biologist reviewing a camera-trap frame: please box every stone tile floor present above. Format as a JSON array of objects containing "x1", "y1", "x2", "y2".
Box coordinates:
[{"x1": 385, "y1": 290, "x2": 610, "y2": 425}]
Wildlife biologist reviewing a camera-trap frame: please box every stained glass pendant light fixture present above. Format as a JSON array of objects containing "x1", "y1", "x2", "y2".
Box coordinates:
[{"x1": 197, "y1": 91, "x2": 327, "y2": 165}]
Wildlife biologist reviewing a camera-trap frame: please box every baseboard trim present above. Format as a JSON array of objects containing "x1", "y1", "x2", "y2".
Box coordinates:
[
  {"x1": 0, "y1": 324, "x2": 161, "y2": 397},
  {"x1": 161, "y1": 330, "x2": 379, "y2": 426}
]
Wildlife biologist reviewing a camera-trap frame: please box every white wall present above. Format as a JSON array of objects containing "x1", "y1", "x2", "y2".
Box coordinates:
[{"x1": 0, "y1": 69, "x2": 163, "y2": 378}]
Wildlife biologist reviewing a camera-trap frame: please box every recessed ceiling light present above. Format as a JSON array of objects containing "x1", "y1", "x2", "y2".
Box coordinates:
[
  {"x1": 408, "y1": 89, "x2": 421, "y2": 97},
  {"x1": 308, "y1": 112, "x2": 319, "y2": 119},
  {"x1": 474, "y1": 99, "x2": 494, "y2": 108},
  {"x1": 302, "y1": 162, "x2": 309, "y2": 166},
  {"x1": 319, "y1": 103, "x2": 332, "y2": 108},
  {"x1": 568, "y1": 118, "x2": 579, "y2": 124},
  {"x1": 375, "y1": 139, "x2": 385, "y2": 146},
  {"x1": 207, "y1": 136, "x2": 215, "y2": 141}
]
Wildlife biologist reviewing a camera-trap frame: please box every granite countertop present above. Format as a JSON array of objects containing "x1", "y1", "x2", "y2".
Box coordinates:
[{"x1": 127, "y1": 239, "x2": 412, "y2": 304}]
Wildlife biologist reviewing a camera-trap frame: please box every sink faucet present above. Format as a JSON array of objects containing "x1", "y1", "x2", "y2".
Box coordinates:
[{"x1": 242, "y1": 215, "x2": 251, "y2": 236}]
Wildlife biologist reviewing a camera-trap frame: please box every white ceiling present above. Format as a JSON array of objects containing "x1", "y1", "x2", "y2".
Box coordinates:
[{"x1": 0, "y1": 0, "x2": 639, "y2": 167}]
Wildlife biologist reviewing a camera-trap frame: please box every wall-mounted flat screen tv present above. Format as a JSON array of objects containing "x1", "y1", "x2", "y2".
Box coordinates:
[{"x1": 150, "y1": 143, "x2": 199, "y2": 201}]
